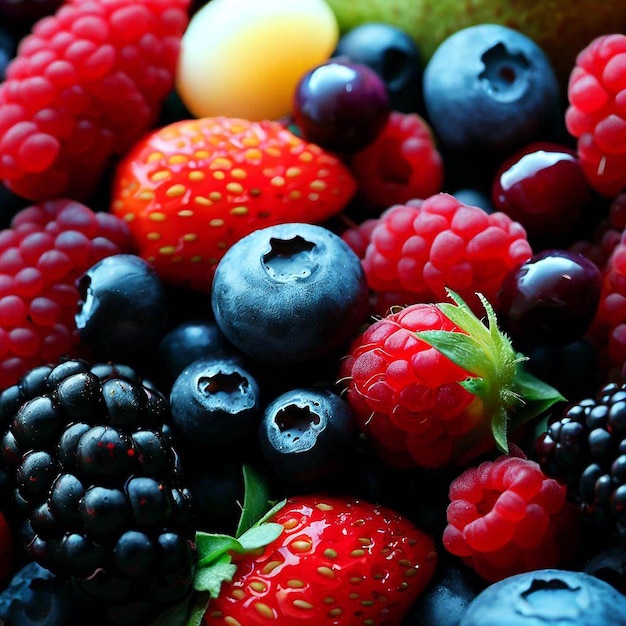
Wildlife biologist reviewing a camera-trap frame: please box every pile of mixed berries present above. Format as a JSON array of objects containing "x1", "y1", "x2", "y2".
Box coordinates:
[{"x1": 0, "y1": 0, "x2": 625, "y2": 625}]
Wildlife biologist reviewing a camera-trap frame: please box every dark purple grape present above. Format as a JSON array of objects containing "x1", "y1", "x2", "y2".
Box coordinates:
[
  {"x1": 498, "y1": 249, "x2": 603, "y2": 347},
  {"x1": 293, "y1": 59, "x2": 390, "y2": 153}
]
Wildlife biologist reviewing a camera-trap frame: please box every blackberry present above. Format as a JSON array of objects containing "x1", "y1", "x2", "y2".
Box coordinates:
[
  {"x1": 0, "y1": 358, "x2": 196, "y2": 625},
  {"x1": 536, "y1": 381, "x2": 626, "y2": 546}
]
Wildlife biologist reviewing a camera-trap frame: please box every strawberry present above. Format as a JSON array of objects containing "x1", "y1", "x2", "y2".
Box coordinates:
[
  {"x1": 338, "y1": 290, "x2": 565, "y2": 468},
  {"x1": 195, "y1": 493, "x2": 437, "y2": 626},
  {"x1": 110, "y1": 116, "x2": 357, "y2": 292}
]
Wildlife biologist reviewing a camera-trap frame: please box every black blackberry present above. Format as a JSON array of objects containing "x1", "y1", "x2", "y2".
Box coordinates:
[
  {"x1": 536, "y1": 381, "x2": 626, "y2": 546},
  {"x1": 0, "y1": 358, "x2": 196, "y2": 625}
]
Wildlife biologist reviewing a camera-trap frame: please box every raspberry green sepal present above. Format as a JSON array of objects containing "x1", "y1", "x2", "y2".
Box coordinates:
[{"x1": 415, "y1": 289, "x2": 563, "y2": 454}]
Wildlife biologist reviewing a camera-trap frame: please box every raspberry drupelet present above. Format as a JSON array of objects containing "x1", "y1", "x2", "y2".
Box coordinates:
[{"x1": 0, "y1": 0, "x2": 191, "y2": 201}]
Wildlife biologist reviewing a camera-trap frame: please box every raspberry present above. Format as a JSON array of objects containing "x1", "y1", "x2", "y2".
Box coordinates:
[
  {"x1": 565, "y1": 34, "x2": 626, "y2": 197},
  {"x1": 443, "y1": 455, "x2": 581, "y2": 582},
  {"x1": 0, "y1": 199, "x2": 132, "y2": 389},
  {"x1": 536, "y1": 382, "x2": 626, "y2": 547},
  {"x1": 0, "y1": 359, "x2": 196, "y2": 625},
  {"x1": 349, "y1": 111, "x2": 443, "y2": 210},
  {"x1": 344, "y1": 193, "x2": 533, "y2": 316},
  {"x1": 340, "y1": 302, "x2": 476, "y2": 468},
  {"x1": 0, "y1": 0, "x2": 190, "y2": 201}
]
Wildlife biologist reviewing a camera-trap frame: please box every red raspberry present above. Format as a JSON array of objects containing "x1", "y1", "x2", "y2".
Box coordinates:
[
  {"x1": 0, "y1": 199, "x2": 132, "y2": 389},
  {"x1": 346, "y1": 193, "x2": 532, "y2": 316},
  {"x1": 443, "y1": 455, "x2": 581, "y2": 582},
  {"x1": 349, "y1": 111, "x2": 443, "y2": 210},
  {"x1": 0, "y1": 0, "x2": 190, "y2": 201},
  {"x1": 565, "y1": 34, "x2": 626, "y2": 197},
  {"x1": 339, "y1": 302, "x2": 481, "y2": 468}
]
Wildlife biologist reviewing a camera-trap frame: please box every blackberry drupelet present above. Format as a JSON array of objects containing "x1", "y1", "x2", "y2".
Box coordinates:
[
  {"x1": 0, "y1": 358, "x2": 196, "y2": 625},
  {"x1": 536, "y1": 382, "x2": 626, "y2": 546}
]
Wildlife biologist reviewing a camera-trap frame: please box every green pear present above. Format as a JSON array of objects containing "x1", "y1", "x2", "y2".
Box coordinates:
[{"x1": 324, "y1": 0, "x2": 626, "y2": 89}]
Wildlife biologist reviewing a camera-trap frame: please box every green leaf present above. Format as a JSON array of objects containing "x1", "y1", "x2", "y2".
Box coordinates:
[
  {"x1": 254, "y1": 499, "x2": 287, "y2": 527},
  {"x1": 193, "y1": 554, "x2": 237, "y2": 596},
  {"x1": 459, "y1": 376, "x2": 488, "y2": 397},
  {"x1": 513, "y1": 361, "x2": 566, "y2": 404},
  {"x1": 490, "y1": 406, "x2": 509, "y2": 453},
  {"x1": 186, "y1": 592, "x2": 212, "y2": 626},
  {"x1": 195, "y1": 533, "x2": 244, "y2": 568},
  {"x1": 237, "y1": 522, "x2": 283, "y2": 551},
  {"x1": 507, "y1": 362, "x2": 566, "y2": 434},
  {"x1": 438, "y1": 290, "x2": 491, "y2": 343},
  {"x1": 236, "y1": 465, "x2": 272, "y2": 537},
  {"x1": 416, "y1": 330, "x2": 496, "y2": 380}
]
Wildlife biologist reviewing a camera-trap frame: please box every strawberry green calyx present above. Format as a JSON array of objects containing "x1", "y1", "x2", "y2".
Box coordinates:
[
  {"x1": 416, "y1": 289, "x2": 565, "y2": 453},
  {"x1": 184, "y1": 465, "x2": 285, "y2": 626}
]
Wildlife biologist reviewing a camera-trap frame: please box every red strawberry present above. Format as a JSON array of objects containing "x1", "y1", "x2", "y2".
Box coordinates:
[
  {"x1": 198, "y1": 494, "x2": 437, "y2": 626},
  {"x1": 110, "y1": 116, "x2": 357, "y2": 292},
  {"x1": 0, "y1": 0, "x2": 191, "y2": 201},
  {"x1": 338, "y1": 290, "x2": 564, "y2": 468}
]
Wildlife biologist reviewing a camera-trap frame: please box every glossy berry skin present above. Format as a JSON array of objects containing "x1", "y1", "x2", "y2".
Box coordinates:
[
  {"x1": 293, "y1": 59, "x2": 390, "y2": 153},
  {"x1": 211, "y1": 222, "x2": 369, "y2": 366},
  {"x1": 458, "y1": 569, "x2": 626, "y2": 626},
  {"x1": 169, "y1": 356, "x2": 262, "y2": 447},
  {"x1": 423, "y1": 25, "x2": 560, "y2": 159},
  {"x1": 203, "y1": 494, "x2": 438, "y2": 626},
  {"x1": 492, "y1": 142, "x2": 593, "y2": 239},
  {"x1": 158, "y1": 320, "x2": 232, "y2": 383},
  {"x1": 259, "y1": 387, "x2": 357, "y2": 484},
  {"x1": 75, "y1": 254, "x2": 168, "y2": 361},
  {"x1": 333, "y1": 22, "x2": 422, "y2": 113},
  {"x1": 498, "y1": 249, "x2": 603, "y2": 347}
]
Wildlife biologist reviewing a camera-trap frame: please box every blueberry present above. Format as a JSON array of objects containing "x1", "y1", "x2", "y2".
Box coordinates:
[
  {"x1": 170, "y1": 356, "x2": 262, "y2": 447},
  {"x1": 0, "y1": 561, "x2": 83, "y2": 626},
  {"x1": 403, "y1": 558, "x2": 483, "y2": 626},
  {"x1": 334, "y1": 22, "x2": 422, "y2": 113},
  {"x1": 211, "y1": 223, "x2": 370, "y2": 366},
  {"x1": 259, "y1": 387, "x2": 357, "y2": 483},
  {"x1": 75, "y1": 254, "x2": 168, "y2": 361},
  {"x1": 423, "y1": 25, "x2": 560, "y2": 181},
  {"x1": 158, "y1": 319, "x2": 232, "y2": 383},
  {"x1": 458, "y1": 569, "x2": 626, "y2": 626}
]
